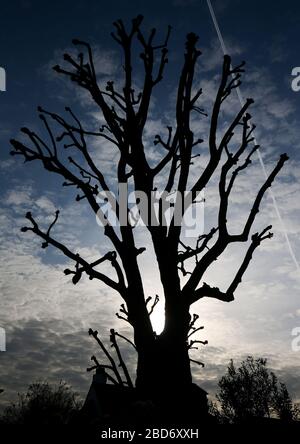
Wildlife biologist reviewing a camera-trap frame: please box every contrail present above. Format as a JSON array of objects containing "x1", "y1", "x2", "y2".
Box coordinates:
[{"x1": 206, "y1": 0, "x2": 299, "y2": 271}]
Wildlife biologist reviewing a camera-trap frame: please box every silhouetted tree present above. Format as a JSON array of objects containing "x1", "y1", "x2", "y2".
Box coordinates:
[
  {"x1": 10, "y1": 16, "x2": 288, "y2": 397},
  {"x1": 212, "y1": 356, "x2": 299, "y2": 423},
  {"x1": 0, "y1": 381, "x2": 81, "y2": 424}
]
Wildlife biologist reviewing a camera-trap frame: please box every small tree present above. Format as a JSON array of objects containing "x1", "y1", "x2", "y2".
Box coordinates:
[
  {"x1": 10, "y1": 16, "x2": 288, "y2": 397},
  {"x1": 0, "y1": 381, "x2": 81, "y2": 425},
  {"x1": 214, "y1": 356, "x2": 298, "y2": 423},
  {"x1": 272, "y1": 381, "x2": 295, "y2": 422}
]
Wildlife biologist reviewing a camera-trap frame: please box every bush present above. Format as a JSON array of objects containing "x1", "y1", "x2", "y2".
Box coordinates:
[
  {"x1": 0, "y1": 381, "x2": 82, "y2": 424},
  {"x1": 211, "y1": 356, "x2": 299, "y2": 423}
]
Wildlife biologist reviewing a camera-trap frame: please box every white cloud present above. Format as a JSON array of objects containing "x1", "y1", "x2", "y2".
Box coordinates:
[
  {"x1": 35, "y1": 196, "x2": 56, "y2": 213},
  {"x1": 199, "y1": 38, "x2": 244, "y2": 73},
  {"x1": 5, "y1": 186, "x2": 33, "y2": 207}
]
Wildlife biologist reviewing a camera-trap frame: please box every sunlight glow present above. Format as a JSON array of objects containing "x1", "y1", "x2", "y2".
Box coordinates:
[{"x1": 150, "y1": 305, "x2": 165, "y2": 335}]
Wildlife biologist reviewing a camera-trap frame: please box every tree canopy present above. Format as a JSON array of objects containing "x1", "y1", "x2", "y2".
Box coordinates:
[
  {"x1": 0, "y1": 381, "x2": 81, "y2": 425},
  {"x1": 213, "y1": 356, "x2": 299, "y2": 423}
]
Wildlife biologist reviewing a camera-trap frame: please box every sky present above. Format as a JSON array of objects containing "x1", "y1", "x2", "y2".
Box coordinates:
[{"x1": 0, "y1": 0, "x2": 300, "y2": 409}]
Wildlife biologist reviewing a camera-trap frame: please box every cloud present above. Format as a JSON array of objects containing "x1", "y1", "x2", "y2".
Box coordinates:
[
  {"x1": 0, "y1": 159, "x2": 15, "y2": 170},
  {"x1": 35, "y1": 196, "x2": 56, "y2": 213},
  {"x1": 0, "y1": 188, "x2": 134, "y2": 410},
  {"x1": 39, "y1": 44, "x2": 120, "y2": 109},
  {"x1": 199, "y1": 38, "x2": 244, "y2": 72},
  {"x1": 5, "y1": 186, "x2": 33, "y2": 207},
  {"x1": 0, "y1": 319, "x2": 96, "y2": 410}
]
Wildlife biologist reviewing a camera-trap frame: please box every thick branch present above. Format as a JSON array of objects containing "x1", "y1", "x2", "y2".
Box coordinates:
[
  {"x1": 110, "y1": 328, "x2": 134, "y2": 388},
  {"x1": 183, "y1": 153, "x2": 288, "y2": 298},
  {"x1": 227, "y1": 225, "x2": 273, "y2": 294},
  {"x1": 189, "y1": 226, "x2": 273, "y2": 304},
  {"x1": 88, "y1": 328, "x2": 124, "y2": 385},
  {"x1": 11, "y1": 125, "x2": 123, "y2": 254},
  {"x1": 21, "y1": 211, "x2": 124, "y2": 294},
  {"x1": 229, "y1": 153, "x2": 288, "y2": 242},
  {"x1": 189, "y1": 282, "x2": 234, "y2": 305}
]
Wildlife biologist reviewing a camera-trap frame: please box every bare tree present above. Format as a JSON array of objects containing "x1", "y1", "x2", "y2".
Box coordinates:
[{"x1": 10, "y1": 16, "x2": 288, "y2": 396}]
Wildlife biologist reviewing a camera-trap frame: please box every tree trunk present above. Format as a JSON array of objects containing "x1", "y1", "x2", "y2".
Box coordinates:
[
  {"x1": 130, "y1": 233, "x2": 193, "y2": 401},
  {"x1": 135, "y1": 301, "x2": 192, "y2": 393},
  {"x1": 134, "y1": 311, "x2": 196, "y2": 424}
]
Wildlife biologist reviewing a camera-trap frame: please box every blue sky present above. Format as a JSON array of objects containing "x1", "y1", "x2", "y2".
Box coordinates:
[{"x1": 0, "y1": 0, "x2": 300, "y2": 408}]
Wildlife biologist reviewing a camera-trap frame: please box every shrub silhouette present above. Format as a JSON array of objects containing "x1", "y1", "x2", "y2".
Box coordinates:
[
  {"x1": 211, "y1": 356, "x2": 300, "y2": 423},
  {"x1": 0, "y1": 381, "x2": 81, "y2": 425}
]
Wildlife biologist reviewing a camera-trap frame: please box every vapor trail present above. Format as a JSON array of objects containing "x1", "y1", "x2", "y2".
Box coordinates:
[{"x1": 206, "y1": 0, "x2": 299, "y2": 271}]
